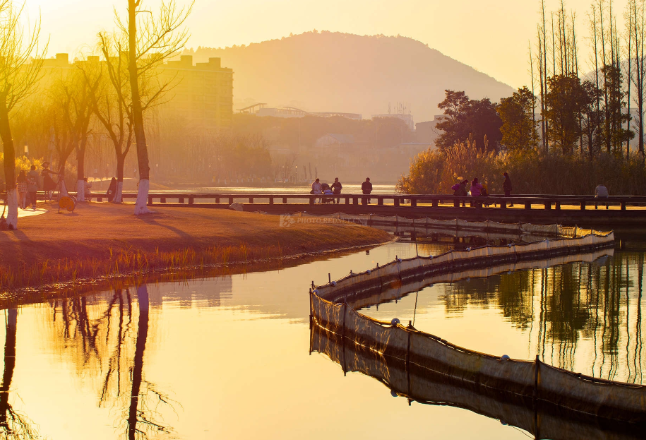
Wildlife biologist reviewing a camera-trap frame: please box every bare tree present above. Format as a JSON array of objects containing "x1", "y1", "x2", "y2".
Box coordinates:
[
  {"x1": 93, "y1": 33, "x2": 134, "y2": 203},
  {"x1": 47, "y1": 67, "x2": 98, "y2": 199},
  {"x1": 629, "y1": 0, "x2": 646, "y2": 155},
  {"x1": 115, "y1": 0, "x2": 193, "y2": 215},
  {"x1": 0, "y1": 0, "x2": 45, "y2": 229}
]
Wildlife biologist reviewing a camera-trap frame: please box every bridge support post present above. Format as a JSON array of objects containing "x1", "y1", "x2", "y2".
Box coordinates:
[
  {"x1": 269, "y1": 197, "x2": 274, "y2": 205},
  {"x1": 394, "y1": 197, "x2": 400, "y2": 207},
  {"x1": 411, "y1": 198, "x2": 417, "y2": 208},
  {"x1": 580, "y1": 201, "x2": 586, "y2": 211},
  {"x1": 378, "y1": 197, "x2": 383, "y2": 206},
  {"x1": 189, "y1": 197, "x2": 194, "y2": 205}
]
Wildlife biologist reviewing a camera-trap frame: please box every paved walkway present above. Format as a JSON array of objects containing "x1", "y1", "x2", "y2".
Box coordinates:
[{"x1": 18, "y1": 207, "x2": 48, "y2": 218}]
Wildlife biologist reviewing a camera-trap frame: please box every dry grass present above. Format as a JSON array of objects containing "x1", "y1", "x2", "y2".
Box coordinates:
[{"x1": 0, "y1": 203, "x2": 391, "y2": 291}]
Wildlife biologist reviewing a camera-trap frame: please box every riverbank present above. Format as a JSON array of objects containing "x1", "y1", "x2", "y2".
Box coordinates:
[{"x1": 0, "y1": 203, "x2": 391, "y2": 291}]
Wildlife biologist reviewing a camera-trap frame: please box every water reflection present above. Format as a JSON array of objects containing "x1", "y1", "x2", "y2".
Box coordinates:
[
  {"x1": 48, "y1": 286, "x2": 174, "y2": 439},
  {"x1": 361, "y1": 251, "x2": 646, "y2": 384},
  {"x1": 0, "y1": 309, "x2": 37, "y2": 438},
  {"x1": 1, "y1": 241, "x2": 644, "y2": 439},
  {"x1": 309, "y1": 322, "x2": 644, "y2": 440}
]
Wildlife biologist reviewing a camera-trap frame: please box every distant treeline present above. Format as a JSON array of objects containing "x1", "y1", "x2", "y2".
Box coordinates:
[
  {"x1": 400, "y1": 0, "x2": 646, "y2": 195},
  {"x1": 232, "y1": 113, "x2": 416, "y2": 149}
]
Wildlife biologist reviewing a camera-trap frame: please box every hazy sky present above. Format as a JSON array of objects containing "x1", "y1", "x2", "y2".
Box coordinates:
[{"x1": 27, "y1": 0, "x2": 632, "y2": 88}]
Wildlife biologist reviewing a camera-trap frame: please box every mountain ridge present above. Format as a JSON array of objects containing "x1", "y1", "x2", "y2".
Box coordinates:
[{"x1": 185, "y1": 31, "x2": 515, "y2": 122}]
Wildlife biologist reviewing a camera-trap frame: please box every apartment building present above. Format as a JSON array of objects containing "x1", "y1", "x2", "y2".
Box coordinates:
[{"x1": 160, "y1": 55, "x2": 233, "y2": 130}]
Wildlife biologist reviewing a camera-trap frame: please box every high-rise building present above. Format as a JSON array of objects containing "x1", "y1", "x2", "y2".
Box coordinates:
[
  {"x1": 160, "y1": 55, "x2": 233, "y2": 130},
  {"x1": 36, "y1": 53, "x2": 234, "y2": 131}
]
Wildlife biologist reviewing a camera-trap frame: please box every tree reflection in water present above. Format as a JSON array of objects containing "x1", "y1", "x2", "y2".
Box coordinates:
[
  {"x1": 0, "y1": 309, "x2": 38, "y2": 438},
  {"x1": 48, "y1": 285, "x2": 175, "y2": 439},
  {"x1": 441, "y1": 252, "x2": 645, "y2": 383}
]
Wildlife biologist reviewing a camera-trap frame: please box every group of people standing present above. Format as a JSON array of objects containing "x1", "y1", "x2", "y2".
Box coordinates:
[
  {"x1": 15, "y1": 162, "x2": 60, "y2": 209},
  {"x1": 310, "y1": 177, "x2": 373, "y2": 204},
  {"x1": 451, "y1": 173, "x2": 513, "y2": 198}
]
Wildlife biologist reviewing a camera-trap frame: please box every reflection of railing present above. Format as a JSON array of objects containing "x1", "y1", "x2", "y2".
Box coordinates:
[
  {"x1": 310, "y1": 323, "x2": 644, "y2": 440},
  {"x1": 309, "y1": 231, "x2": 646, "y2": 426}
]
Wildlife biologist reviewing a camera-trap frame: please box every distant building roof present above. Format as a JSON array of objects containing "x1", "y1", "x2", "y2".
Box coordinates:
[{"x1": 325, "y1": 134, "x2": 355, "y2": 143}]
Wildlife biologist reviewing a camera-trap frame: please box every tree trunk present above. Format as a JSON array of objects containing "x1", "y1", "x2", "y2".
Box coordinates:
[
  {"x1": 76, "y1": 140, "x2": 86, "y2": 202},
  {"x1": 128, "y1": 0, "x2": 151, "y2": 215},
  {"x1": 114, "y1": 154, "x2": 125, "y2": 203},
  {"x1": 127, "y1": 285, "x2": 149, "y2": 440},
  {"x1": 0, "y1": 309, "x2": 17, "y2": 428},
  {"x1": 57, "y1": 156, "x2": 70, "y2": 198},
  {"x1": 0, "y1": 95, "x2": 17, "y2": 229}
]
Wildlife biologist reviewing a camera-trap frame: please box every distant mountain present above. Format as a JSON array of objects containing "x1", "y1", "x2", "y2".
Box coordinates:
[{"x1": 187, "y1": 31, "x2": 515, "y2": 122}]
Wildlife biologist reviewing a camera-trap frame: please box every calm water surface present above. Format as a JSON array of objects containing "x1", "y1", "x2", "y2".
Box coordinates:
[{"x1": 1, "y1": 240, "x2": 643, "y2": 439}]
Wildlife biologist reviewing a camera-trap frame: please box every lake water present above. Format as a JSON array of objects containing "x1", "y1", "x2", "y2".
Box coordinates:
[{"x1": 0, "y1": 239, "x2": 643, "y2": 439}]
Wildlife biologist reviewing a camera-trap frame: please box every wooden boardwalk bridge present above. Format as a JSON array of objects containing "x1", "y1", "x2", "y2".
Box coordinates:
[
  {"x1": 3, "y1": 190, "x2": 646, "y2": 229},
  {"x1": 82, "y1": 192, "x2": 646, "y2": 228}
]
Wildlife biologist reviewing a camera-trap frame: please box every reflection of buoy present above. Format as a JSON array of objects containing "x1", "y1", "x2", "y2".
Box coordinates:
[
  {"x1": 501, "y1": 354, "x2": 510, "y2": 361},
  {"x1": 390, "y1": 390, "x2": 398, "y2": 397},
  {"x1": 391, "y1": 318, "x2": 400, "y2": 326}
]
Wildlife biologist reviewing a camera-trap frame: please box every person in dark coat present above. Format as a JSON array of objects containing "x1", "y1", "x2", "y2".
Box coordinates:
[
  {"x1": 361, "y1": 177, "x2": 372, "y2": 205},
  {"x1": 107, "y1": 177, "x2": 117, "y2": 202},
  {"x1": 331, "y1": 177, "x2": 342, "y2": 204},
  {"x1": 503, "y1": 172, "x2": 513, "y2": 207},
  {"x1": 503, "y1": 172, "x2": 512, "y2": 196}
]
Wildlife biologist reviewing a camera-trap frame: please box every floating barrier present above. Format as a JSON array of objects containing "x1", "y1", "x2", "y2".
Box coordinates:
[
  {"x1": 310, "y1": 323, "x2": 643, "y2": 440},
  {"x1": 298, "y1": 212, "x2": 600, "y2": 239},
  {"x1": 309, "y1": 226, "x2": 646, "y2": 425}
]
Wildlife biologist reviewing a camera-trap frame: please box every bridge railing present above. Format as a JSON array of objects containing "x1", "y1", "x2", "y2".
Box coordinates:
[
  {"x1": 87, "y1": 192, "x2": 646, "y2": 211},
  {"x1": 3, "y1": 191, "x2": 646, "y2": 212}
]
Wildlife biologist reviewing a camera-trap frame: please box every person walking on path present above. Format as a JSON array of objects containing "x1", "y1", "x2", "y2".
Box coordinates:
[
  {"x1": 331, "y1": 177, "x2": 342, "y2": 204},
  {"x1": 27, "y1": 165, "x2": 39, "y2": 209},
  {"x1": 41, "y1": 162, "x2": 59, "y2": 202},
  {"x1": 361, "y1": 177, "x2": 373, "y2": 205},
  {"x1": 311, "y1": 178, "x2": 322, "y2": 203},
  {"x1": 107, "y1": 177, "x2": 117, "y2": 203},
  {"x1": 595, "y1": 183, "x2": 609, "y2": 210},
  {"x1": 503, "y1": 172, "x2": 513, "y2": 207},
  {"x1": 16, "y1": 170, "x2": 28, "y2": 209}
]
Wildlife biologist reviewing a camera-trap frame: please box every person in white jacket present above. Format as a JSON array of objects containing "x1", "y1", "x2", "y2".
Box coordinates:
[
  {"x1": 595, "y1": 184, "x2": 609, "y2": 209},
  {"x1": 311, "y1": 178, "x2": 322, "y2": 203}
]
